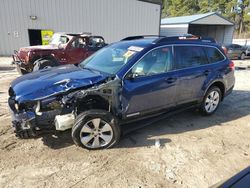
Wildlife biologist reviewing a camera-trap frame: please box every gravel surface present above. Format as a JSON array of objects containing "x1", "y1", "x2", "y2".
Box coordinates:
[{"x1": 0, "y1": 57, "x2": 250, "y2": 188}]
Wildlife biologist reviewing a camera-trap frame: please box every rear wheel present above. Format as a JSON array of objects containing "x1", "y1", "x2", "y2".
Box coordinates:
[
  {"x1": 72, "y1": 110, "x2": 121, "y2": 150},
  {"x1": 200, "y1": 86, "x2": 222, "y2": 115},
  {"x1": 33, "y1": 59, "x2": 58, "y2": 72},
  {"x1": 240, "y1": 53, "x2": 246, "y2": 60}
]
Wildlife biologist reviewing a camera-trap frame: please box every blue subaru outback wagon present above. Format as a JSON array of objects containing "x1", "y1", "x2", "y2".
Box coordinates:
[{"x1": 8, "y1": 35, "x2": 235, "y2": 149}]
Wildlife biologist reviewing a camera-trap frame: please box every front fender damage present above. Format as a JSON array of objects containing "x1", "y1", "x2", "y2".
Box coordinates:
[
  {"x1": 9, "y1": 76, "x2": 123, "y2": 138},
  {"x1": 71, "y1": 76, "x2": 122, "y2": 116}
]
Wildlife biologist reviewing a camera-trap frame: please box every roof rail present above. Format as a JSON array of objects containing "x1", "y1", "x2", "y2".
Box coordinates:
[
  {"x1": 121, "y1": 35, "x2": 164, "y2": 41},
  {"x1": 81, "y1": 32, "x2": 92, "y2": 35},
  {"x1": 154, "y1": 34, "x2": 216, "y2": 44}
]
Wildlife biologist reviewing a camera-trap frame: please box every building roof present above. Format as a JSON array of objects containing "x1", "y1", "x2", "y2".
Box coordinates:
[
  {"x1": 161, "y1": 12, "x2": 234, "y2": 26},
  {"x1": 138, "y1": 0, "x2": 162, "y2": 5}
]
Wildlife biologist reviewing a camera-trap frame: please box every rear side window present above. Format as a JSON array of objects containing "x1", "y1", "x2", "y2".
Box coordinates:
[
  {"x1": 204, "y1": 47, "x2": 225, "y2": 63},
  {"x1": 174, "y1": 46, "x2": 209, "y2": 69}
]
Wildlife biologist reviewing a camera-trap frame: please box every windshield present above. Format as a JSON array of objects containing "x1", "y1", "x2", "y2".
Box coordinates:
[
  {"x1": 80, "y1": 42, "x2": 146, "y2": 74},
  {"x1": 49, "y1": 33, "x2": 69, "y2": 45}
]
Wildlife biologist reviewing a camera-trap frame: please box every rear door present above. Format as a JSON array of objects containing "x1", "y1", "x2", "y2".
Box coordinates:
[
  {"x1": 173, "y1": 45, "x2": 211, "y2": 104},
  {"x1": 122, "y1": 46, "x2": 178, "y2": 117}
]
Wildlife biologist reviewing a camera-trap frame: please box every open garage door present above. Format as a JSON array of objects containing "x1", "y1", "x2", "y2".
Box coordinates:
[
  {"x1": 188, "y1": 25, "x2": 225, "y2": 44},
  {"x1": 188, "y1": 24, "x2": 233, "y2": 45},
  {"x1": 161, "y1": 13, "x2": 234, "y2": 46}
]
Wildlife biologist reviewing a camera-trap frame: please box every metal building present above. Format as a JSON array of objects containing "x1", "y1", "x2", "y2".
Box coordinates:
[
  {"x1": 0, "y1": 0, "x2": 161, "y2": 55},
  {"x1": 160, "y1": 12, "x2": 234, "y2": 45}
]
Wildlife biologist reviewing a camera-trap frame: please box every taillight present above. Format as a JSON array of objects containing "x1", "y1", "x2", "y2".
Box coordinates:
[{"x1": 229, "y1": 60, "x2": 234, "y2": 70}]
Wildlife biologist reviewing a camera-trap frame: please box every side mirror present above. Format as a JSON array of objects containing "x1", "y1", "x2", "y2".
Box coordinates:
[{"x1": 126, "y1": 72, "x2": 139, "y2": 80}]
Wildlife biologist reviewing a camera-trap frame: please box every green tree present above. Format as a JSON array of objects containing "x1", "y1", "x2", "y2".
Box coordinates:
[
  {"x1": 236, "y1": 0, "x2": 250, "y2": 34},
  {"x1": 162, "y1": 0, "x2": 200, "y2": 17}
]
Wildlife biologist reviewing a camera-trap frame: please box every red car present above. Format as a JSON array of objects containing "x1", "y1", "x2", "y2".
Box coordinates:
[{"x1": 12, "y1": 33, "x2": 107, "y2": 74}]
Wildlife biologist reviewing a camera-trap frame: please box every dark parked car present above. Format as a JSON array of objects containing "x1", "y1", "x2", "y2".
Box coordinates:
[
  {"x1": 225, "y1": 44, "x2": 246, "y2": 60},
  {"x1": 8, "y1": 35, "x2": 235, "y2": 150},
  {"x1": 12, "y1": 32, "x2": 107, "y2": 74},
  {"x1": 212, "y1": 166, "x2": 250, "y2": 188},
  {"x1": 245, "y1": 45, "x2": 250, "y2": 56}
]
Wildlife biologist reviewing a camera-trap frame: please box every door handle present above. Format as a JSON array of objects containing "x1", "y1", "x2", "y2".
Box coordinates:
[
  {"x1": 203, "y1": 70, "x2": 210, "y2": 76},
  {"x1": 165, "y1": 77, "x2": 177, "y2": 83}
]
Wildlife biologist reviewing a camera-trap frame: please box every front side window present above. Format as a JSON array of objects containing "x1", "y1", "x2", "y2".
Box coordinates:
[
  {"x1": 50, "y1": 34, "x2": 69, "y2": 45},
  {"x1": 204, "y1": 47, "x2": 225, "y2": 63},
  {"x1": 71, "y1": 38, "x2": 86, "y2": 48},
  {"x1": 88, "y1": 37, "x2": 105, "y2": 48},
  {"x1": 235, "y1": 44, "x2": 242, "y2": 49},
  {"x1": 131, "y1": 46, "x2": 173, "y2": 77},
  {"x1": 174, "y1": 46, "x2": 208, "y2": 69}
]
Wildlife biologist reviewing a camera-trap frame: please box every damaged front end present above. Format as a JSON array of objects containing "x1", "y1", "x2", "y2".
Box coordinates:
[
  {"x1": 8, "y1": 74, "x2": 122, "y2": 138},
  {"x1": 8, "y1": 93, "x2": 75, "y2": 138}
]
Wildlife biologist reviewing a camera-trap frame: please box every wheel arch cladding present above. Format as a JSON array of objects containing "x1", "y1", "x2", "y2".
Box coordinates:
[
  {"x1": 41, "y1": 55, "x2": 58, "y2": 64},
  {"x1": 30, "y1": 55, "x2": 41, "y2": 64},
  {"x1": 208, "y1": 81, "x2": 225, "y2": 101},
  {"x1": 76, "y1": 95, "x2": 110, "y2": 114}
]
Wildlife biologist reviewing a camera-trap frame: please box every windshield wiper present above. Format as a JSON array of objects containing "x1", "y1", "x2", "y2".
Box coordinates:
[{"x1": 80, "y1": 66, "x2": 101, "y2": 74}]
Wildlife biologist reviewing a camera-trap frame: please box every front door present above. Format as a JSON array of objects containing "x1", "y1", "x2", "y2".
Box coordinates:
[
  {"x1": 122, "y1": 46, "x2": 177, "y2": 118},
  {"x1": 66, "y1": 37, "x2": 88, "y2": 64}
]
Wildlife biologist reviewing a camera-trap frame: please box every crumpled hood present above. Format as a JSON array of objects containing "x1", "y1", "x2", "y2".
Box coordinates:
[{"x1": 11, "y1": 65, "x2": 108, "y2": 103}]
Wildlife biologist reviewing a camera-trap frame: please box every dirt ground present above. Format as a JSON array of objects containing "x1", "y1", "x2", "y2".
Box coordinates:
[{"x1": 0, "y1": 57, "x2": 250, "y2": 188}]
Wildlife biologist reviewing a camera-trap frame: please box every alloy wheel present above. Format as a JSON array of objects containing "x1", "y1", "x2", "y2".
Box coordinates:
[
  {"x1": 80, "y1": 118, "x2": 113, "y2": 149},
  {"x1": 241, "y1": 53, "x2": 245, "y2": 60},
  {"x1": 205, "y1": 90, "x2": 220, "y2": 113}
]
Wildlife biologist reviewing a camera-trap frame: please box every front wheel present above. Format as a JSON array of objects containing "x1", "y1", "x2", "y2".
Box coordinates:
[
  {"x1": 16, "y1": 64, "x2": 29, "y2": 75},
  {"x1": 72, "y1": 110, "x2": 121, "y2": 150},
  {"x1": 200, "y1": 86, "x2": 222, "y2": 115},
  {"x1": 33, "y1": 59, "x2": 58, "y2": 72}
]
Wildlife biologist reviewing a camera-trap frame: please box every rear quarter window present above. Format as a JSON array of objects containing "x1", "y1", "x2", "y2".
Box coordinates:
[{"x1": 204, "y1": 47, "x2": 225, "y2": 64}]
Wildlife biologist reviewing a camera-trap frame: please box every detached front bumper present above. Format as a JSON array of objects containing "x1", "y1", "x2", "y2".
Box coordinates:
[{"x1": 8, "y1": 98, "x2": 37, "y2": 138}]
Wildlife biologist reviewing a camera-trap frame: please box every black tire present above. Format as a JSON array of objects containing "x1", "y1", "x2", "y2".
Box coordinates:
[
  {"x1": 200, "y1": 86, "x2": 222, "y2": 116},
  {"x1": 72, "y1": 110, "x2": 121, "y2": 150},
  {"x1": 240, "y1": 53, "x2": 246, "y2": 60},
  {"x1": 14, "y1": 127, "x2": 36, "y2": 139},
  {"x1": 33, "y1": 59, "x2": 57, "y2": 72},
  {"x1": 16, "y1": 64, "x2": 29, "y2": 75}
]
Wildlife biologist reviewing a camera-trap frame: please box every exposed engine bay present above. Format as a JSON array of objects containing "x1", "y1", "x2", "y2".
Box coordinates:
[{"x1": 8, "y1": 76, "x2": 122, "y2": 138}]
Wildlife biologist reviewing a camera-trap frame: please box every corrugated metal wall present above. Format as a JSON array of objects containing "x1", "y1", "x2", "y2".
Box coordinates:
[
  {"x1": 224, "y1": 26, "x2": 234, "y2": 44},
  {"x1": 160, "y1": 23, "x2": 234, "y2": 45},
  {"x1": 160, "y1": 24, "x2": 189, "y2": 37},
  {"x1": 188, "y1": 24, "x2": 234, "y2": 44},
  {"x1": 0, "y1": 0, "x2": 161, "y2": 55}
]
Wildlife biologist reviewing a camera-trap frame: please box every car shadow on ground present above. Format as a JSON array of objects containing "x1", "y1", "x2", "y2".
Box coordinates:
[{"x1": 40, "y1": 90, "x2": 250, "y2": 150}]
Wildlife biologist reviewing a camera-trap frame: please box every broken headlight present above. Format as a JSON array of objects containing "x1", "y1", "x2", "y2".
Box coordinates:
[{"x1": 40, "y1": 97, "x2": 62, "y2": 111}]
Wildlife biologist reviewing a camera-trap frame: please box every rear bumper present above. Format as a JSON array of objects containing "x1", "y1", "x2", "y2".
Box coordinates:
[{"x1": 225, "y1": 85, "x2": 234, "y2": 98}]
